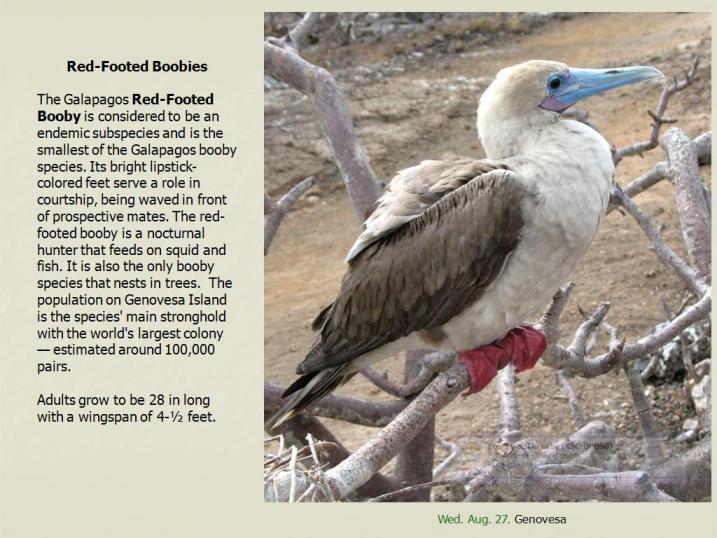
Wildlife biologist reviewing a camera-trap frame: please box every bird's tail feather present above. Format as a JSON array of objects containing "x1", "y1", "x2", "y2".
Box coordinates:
[{"x1": 265, "y1": 365, "x2": 354, "y2": 431}]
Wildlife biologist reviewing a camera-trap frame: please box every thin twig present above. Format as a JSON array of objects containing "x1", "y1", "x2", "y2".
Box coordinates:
[
  {"x1": 370, "y1": 479, "x2": 465, "y2": 502},
  {"x1": 360, "y1": 367, "x2": 405, "y2": 397},
  {"x1": 361, "y1": 351, "x2": 455, "y2": 398},
  {"x1": 289, "y1": 446, "x2": 298, "y2": 502},
  {"x1": 607, "y1": 131, "x2": 711, "y2": 212},
  {"x1": 322, "y1": 364, "x2": 470, "y2": 500},
  {"x1": 613, "y1": 57, "x2": 699, "y2": 165},
  {"x1": 570, "y1": 303, "x2": 610, "y2": 355},
  {"x1": 264, "y1": 176, "x2": 316, "y2": 254},
  {"x1": 611, "y1": 184, "x2": 707, "y2": 296},
  {"x1": 433, "y1": 436, "x2": 462, "y2": 479}
]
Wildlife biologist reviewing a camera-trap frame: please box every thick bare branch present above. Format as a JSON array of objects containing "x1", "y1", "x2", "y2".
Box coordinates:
[
  {"x1": 322, "y1": 364, "x2": 470, "y2": 499},
  {"x1": 662, "y1": 127, "x2": 711, "y2": 280},
  {"x1": 265, "y1": 42, "x2": 382, "y2": 220},
  {"x1": 496, "y1": 366, "x2": 521, "y2": 443},
  {"x1": 462, "y1": 424, "x2": 674, "y2": 502},
  {"x1": 263, "y1": 408, "x2": 398, "y2": 499},
  {"x1": 464, "y1": 443, "x2": 536, "y2": 501},
  {"x1": 623, "y1": 364, "x2": 666, "y2": 467},
  {"x1": 650, "y1": 437, "x2": 710, "y2": 501},
  {"x1": 692, "y1": 131, "x2": 712, "y2": 165},
  {"x1": 526, "y1": 471, "x2": 676, "y2": 502}
]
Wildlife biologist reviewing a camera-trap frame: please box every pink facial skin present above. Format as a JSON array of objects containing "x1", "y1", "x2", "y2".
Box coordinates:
[{"x1": 539, "y1": 95, "x2": 570, "y2": 113}]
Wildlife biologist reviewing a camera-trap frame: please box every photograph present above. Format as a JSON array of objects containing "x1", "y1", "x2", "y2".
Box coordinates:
[{"x1": 263, "y1": 12, "x2": 711, "y2": 503}]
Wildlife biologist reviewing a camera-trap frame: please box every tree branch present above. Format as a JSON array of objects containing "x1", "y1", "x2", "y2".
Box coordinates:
[
  {"x1": 555, "y1": 371, "x2": 585, "y2": 429},
  {"x1": 265, "y1": 381, "x2": 407, "y2": 427},
  {"x1": 662, "y1": 127, "x2": 711, "y2": 280},
  {"x1": 433, "y1": 436, "x2": 462, "y2": 479},
  {"x1": 608, "y1": 131, "x2": 711, "y2": 211},
  {"x1": 263, "y1": 409, "x2": 398, "y2": 499},
  {"x1": 264, "y1": 176, "x2": 315, "y2": 254},
  {"x1": 534, "y1": 420, "x2": 615, "y2": 467},
  {"x1": 526, "y1": 471, "x2": 676, "y2": 502},
  {"x1": 393, "y1": 351, "x2": 436, "y2": 501},
  {"x1": 322, "y1": 364, "x2": 470, "y2": 500},
  {"x1": 612, "y1": 56, "x2": 699, "y2": 165},
  {"x1": 611, "y1": 184, "x2": 708, "y2": 296},
  {"x1": 623, "y1": 363, "x2": 666, "y2": 467},
  {"x1": 361, "y1": 350, "x2": 455, "y2": 397},
  {"x1": 267, "y1": 12, "x2": 321, "y2": 54},
  {"x1": 496, "y1": 365, "x2": 521, "y2": 443},
  {"x1": 650, "y1": 437, "x2": 711, "y2": 501},
  {"x1": 264, "y1": 41, "x2": 382, "y2": 220},
  {"x1": 539, "y1": 284, "x2": 710, "y2": 378}
]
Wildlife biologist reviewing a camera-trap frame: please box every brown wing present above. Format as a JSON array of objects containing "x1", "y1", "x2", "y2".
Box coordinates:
[
  {"x1": 345, "y1": 158, "x2": 509, "y2": 262},
  {"x1": 297, "y1": 167, "x2": 528, "y2": 375}
]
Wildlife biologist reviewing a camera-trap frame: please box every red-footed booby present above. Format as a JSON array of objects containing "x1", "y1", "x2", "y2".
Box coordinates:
[{"x1": 267, "y1": 60, "x2": 663, "y2": 430}]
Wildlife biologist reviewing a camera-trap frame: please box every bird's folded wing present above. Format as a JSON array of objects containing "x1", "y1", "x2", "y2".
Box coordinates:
[
  {"x1": 345, "y1": 158, "x2": 509, "y2": 262},
  {"x1": 297, "y1": 161, "x2": 529, "y2": 375}
]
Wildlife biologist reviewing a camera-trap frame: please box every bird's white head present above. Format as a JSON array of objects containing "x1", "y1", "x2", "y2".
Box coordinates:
[{"x1": 477, "y1": 60, "x2": 664, "y2": 158}]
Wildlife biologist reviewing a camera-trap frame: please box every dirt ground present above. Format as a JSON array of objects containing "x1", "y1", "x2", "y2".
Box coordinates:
[{"x1": 264, "y1": 13, "x2": 711, "y2": 477}]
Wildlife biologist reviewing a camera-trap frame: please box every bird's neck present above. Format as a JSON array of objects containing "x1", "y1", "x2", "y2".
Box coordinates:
[{"x1": 477, "y1": 113, "x2": 560, "y2": 160}]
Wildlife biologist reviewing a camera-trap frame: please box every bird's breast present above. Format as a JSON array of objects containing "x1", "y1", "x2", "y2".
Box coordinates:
[{"x1": 441, "y1": 135, "x2": 612, "y2": 351}]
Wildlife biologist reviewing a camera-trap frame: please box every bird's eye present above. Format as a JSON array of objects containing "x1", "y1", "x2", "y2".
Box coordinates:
[{"x1": 549, "y1": 77, "x2": 562, "y2": 90}]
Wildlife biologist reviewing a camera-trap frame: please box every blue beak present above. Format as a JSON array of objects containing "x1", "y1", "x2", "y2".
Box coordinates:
[{"x1": 540, "y1": 66, "x2": 664, "y2": 112}]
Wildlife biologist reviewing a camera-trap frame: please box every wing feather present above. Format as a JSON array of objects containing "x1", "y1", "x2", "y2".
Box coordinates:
[
  {"x1": 345, "y1": 159, "x2": 509, "y2": 262},
  {"x1": 297, "y1": 162, "x2": 528, "y2": 376}
]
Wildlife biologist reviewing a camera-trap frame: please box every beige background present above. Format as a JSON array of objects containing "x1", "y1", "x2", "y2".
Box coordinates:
[
  {"x1": 1, "y1": 1, "x2": 262, "y2": 536},
  {"x1": 0, "y1": 1, "x2": 714, "y2": 537}
]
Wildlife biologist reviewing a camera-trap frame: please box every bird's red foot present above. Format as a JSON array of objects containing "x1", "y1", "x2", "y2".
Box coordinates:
[{"x1": 458, "y1": 325, "x2": 547, "y2": 394}]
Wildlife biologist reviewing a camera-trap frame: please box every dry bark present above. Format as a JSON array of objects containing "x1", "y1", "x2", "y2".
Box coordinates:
[
  {"x1": 264, "y1": 41, "x2": 382, "y2": 220},
  {"x1": 662, "y1": 127, "x2": 711, "y2": 280}
]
